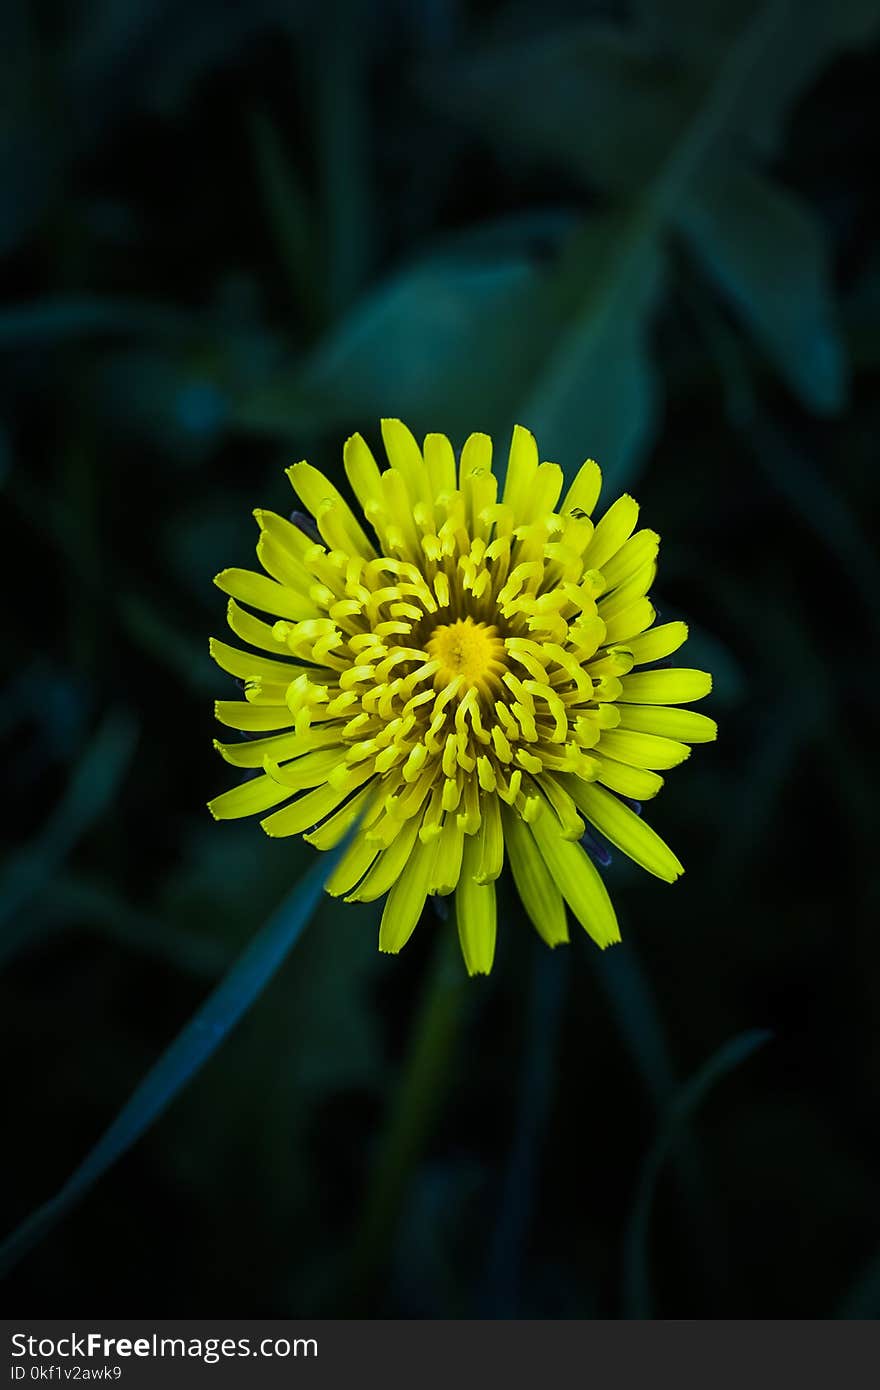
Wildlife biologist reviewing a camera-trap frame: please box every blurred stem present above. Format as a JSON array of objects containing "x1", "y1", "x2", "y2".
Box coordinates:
[{"x1": 347, "y1": 926, "x2": 467, "y2": 1309}]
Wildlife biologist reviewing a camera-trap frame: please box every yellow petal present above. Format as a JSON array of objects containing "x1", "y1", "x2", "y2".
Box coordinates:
[
  {"x1": 455, "y1": 832, "x2": 497, "y2": 975},
  {"x1": 583, "y1": 494, "x2": 639, "y2": 571},
  {"x1": 530, "y1": 811, "x2": 620, "y2": 948},
  {"x1": 381, "y1": 418, "x2": 431, "y2": 508},
  {"x1": 589, "y1": 755, "x2": 664, "y2": 801},
  {"x1": 209, "y1": 637, "x2": 298, "y2": 686},
  {"x1": 598, "y1": 727, "x2": 691, "y2": 770},
  {"x1": 214, "y1": 726, "x2": 339, "y2": 769},
  {"x1": 287, "y1": 460, "x2": 376, "y2": 558},
  {"x1": 569, "y1": 781, "x2": 683, "y2": 882},
  {"x1": 423, "y1": 432, "x2": 457, "y2": 496},
  {"x1": 597, "y1": 559, "x2": 657, "y2": 620},
  {"x1": 207, "y1": 771, "x2": 292, "y2": 821},
  {"x1": 501, "y1": 424, "x2": 539, "y2": 523},
  {"x1": 502, "y1": 806, "x2": 568, "y2": 947},
  {"x1": 226, "y1": 598, "x2": 290, "y2": 654},
  {"x1": 617, "y1": 704, "x2": 718, "y2": 743},
  {"x1": 618, "y1": 669, "x2": 713, "y2": 705},
  {"x1": 601, "y1": 598, "x2": 656, "y2": 645},
  {"x1": 600, "y1": 529, "x2": 659, "y2": 592},
  {"x1": 263, "y1": 746, "x2": 357, "y2": 792},
  {"x1": 378, "y1": 836, "x2": 435, "y2": 954},
  {"x1": 260, "y1": 780, "x2": 354, "y2": 838},
  {"x1": 475, "y1": 793, "x2": 504, "y2": 883},
  {"x1": 215, "y1": 700, "x2": 294, "y2": 732},
  {"x1": 304, "y1": 781, "x2": 377, "y2": 850},
  {"x1": 624, "y1": 621, "x2": 689, "y2": 663},
  {"x1": 430, "y1": 813, "x2": 465, "y2": 895},
  {"x1": 214, "y1": 569, "x2": 313, "y2": 622},
  {"x1": 561, "y1": 457, "x2": 602, "y2": 518},
  {"x1": 325, "y1": 832, "x2": 379, "y2": 897},
  {"x1": 349, "y1": 814, "x2": 422, "y2": 903},
  {"x1": 343, "y1": 432, "x2": 384, "y2": 515}
]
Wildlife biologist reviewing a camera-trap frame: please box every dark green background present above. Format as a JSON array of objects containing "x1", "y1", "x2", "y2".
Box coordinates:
[{"x1": 2, "y1": 0, "x2": 879, "y2": 1318}]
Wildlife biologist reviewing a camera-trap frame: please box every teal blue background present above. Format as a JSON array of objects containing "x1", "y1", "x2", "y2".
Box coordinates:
[{"x1": 2, "y1": 0, "x2": 879, "y2": 1318}]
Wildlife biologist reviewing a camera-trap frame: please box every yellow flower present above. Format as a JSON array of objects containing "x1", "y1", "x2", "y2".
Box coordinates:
[{"x1": 209, "y1": 421, "x2": 715, "y2": 974}]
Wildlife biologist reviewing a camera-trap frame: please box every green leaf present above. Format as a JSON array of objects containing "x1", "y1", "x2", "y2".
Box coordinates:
[
  {"x1": 0, "y1": 845, "x2": 343, "y2": 1276},
  {"x1": 679, "y1": 165, "x2": 846, "y2": 413},
  {"x1": 623, "y1": 1028, "x2": 772, "y2": 1318},
  {"x1": 236, "y1": 252, "x2": 544, "y2": 442}
]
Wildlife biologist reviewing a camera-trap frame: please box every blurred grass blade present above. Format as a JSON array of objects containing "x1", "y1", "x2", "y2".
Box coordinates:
[
  {"x1": 623, "y1": 1028, "x2": 771, "y2": 1318},
  {"x1": 0, "y1": 846, "x2": 342, "y2": 1276},
  {"x1": 0, "y1": 710, "x2": 138, "y2": 941}
]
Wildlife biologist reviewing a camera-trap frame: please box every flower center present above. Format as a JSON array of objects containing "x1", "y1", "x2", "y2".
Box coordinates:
[{"x1": 426, "y1": 618, "x2": 506, "y2": 697}]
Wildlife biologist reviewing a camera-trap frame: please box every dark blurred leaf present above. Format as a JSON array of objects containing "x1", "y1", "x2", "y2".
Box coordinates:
[
  {"x1": 236, "y1": 252, "x2": 544, "y2": 440},
  {"x1": 727, "y1": 1, "x2": 880, "y2": 157},
  {"x1": 426, "y1": 0, "x2": 874, "y2": 422},
  {"x1": 423, "y1": 24, "x2": 696, "y2": 196},
  {"x1": 623, "y1": 1028, "x2": 772, "y2": 1318},
  {"x1": 0, "y1": 843, "x2": 342, "y2": 1276},
  {"x1": 680, "y1": 165, "x2": 846, "y2": 413},
  {"x1": 67, "y1": 0, "x2": 307, "y2": 121}
]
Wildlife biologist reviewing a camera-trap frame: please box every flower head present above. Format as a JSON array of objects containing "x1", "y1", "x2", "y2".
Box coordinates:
[{"x1": 209, "y1": 421, "x2": 715, "y2": 974}]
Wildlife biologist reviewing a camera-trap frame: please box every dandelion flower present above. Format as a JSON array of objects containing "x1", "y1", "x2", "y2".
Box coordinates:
[{"x1": 209, "y1": 421, "x2": 715, "y2": 975}]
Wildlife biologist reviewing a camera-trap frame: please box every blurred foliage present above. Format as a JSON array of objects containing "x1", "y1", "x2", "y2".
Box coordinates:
[{"x1": 2, "y1": 0, "x2": 880, "y2": 1318}]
